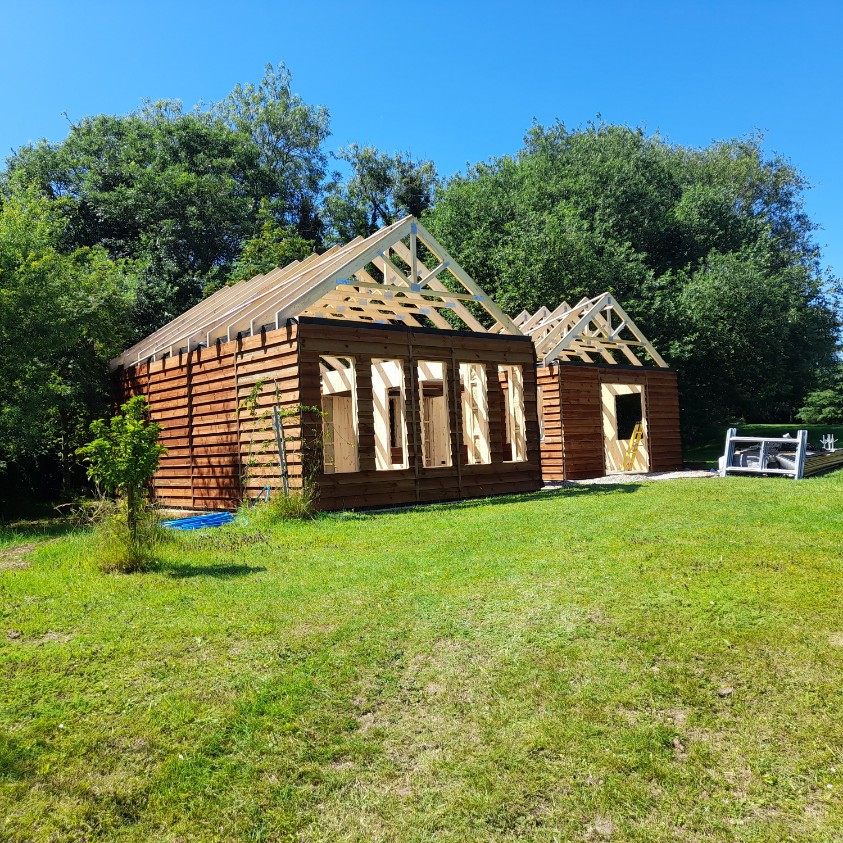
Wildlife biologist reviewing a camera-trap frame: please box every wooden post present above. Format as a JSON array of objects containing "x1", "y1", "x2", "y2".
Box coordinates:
[
  {"x1": 405, "y1": 334, "x2": 421, "y2": 502},
  {"x1": 354, "y1": 355, "x2": 376, "y2": 472},
  {"x1": 273, "y1": 405, "x2": 290, "y2": 495},
  {"x1": 486, "y1": 362, "x2": 506, "y2": 463},
  {"x1": 449, "y1": 351, "x2": 463, "y2": 498}
]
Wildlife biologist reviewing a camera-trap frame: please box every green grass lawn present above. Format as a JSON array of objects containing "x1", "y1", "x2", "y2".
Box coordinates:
[
  {"x1": 684, "y1": 423, "x2": 843, "y2": 466},
  {"x1": 2, "y1": 473, "x2": 843, "y2": 842}
]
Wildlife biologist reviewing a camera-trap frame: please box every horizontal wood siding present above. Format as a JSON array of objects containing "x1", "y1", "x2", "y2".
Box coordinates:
[
  {"x1": 298, "y1": 318, "x2": 542, "y2": 510},
  {"x1": 538, "y1": 366, "x2": 564, "y2": 481},
  {"x1": 558, "y1": 365, "x2": 605, "y2": 480},
  {"x1": 113, "y1": 325, "x2": 299, "y2": 510},
  {"x1": 644, "y1": 369, "x2": 683, "y2": 471},
  {"x1": 536, "y1": 362, "x2": 682, "y2": 480}
]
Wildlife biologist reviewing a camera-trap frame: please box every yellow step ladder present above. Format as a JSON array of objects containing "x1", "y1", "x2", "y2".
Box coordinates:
[{"x1": 622, "y1": 423, "x2": 644, "y2": 471}]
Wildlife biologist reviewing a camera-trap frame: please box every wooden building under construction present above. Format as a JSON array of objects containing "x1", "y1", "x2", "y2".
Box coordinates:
[
  {"x1": 111, "y1": 217, "x2": 543, "y2": 511},
  {"x1": 513, "y1": 295, "x2": 682, "y2": 481}
]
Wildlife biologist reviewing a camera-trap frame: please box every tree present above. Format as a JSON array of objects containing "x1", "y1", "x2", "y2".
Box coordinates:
[
  {"x1": 796, "y1": 363, "x2": 843, "y2": 424},
  {"x1": 0, "y1": 183, "x2": 134, "y2": 482},
  {"x1": 213, "y1": 63, "x2": 331, "y2": 242},
  {"x1": 228, "y1": 199, "x2": 314, "y2": 283},
  {"x1": 3, "y1": 65, "x2": 332, "y2": 337},
  {"x1": 425, "y1": 121, "x2": 841, "y2": 431},
  {"x1": 652, "y1": 247, "x2": 838, "y2": 433},
  {"x1": 323, "y1": 145, "x2": 438, "y2": 242},
  {"x1": 77, "y1": 395, "x2": 166, "y2": 570}
]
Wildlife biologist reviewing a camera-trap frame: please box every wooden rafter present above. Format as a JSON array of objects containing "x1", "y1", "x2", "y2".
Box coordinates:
[
  {"x1": 521, "y1": 293, "x2": 668, "y2": 368},
  {"x1": 110, "y1": 217, "x2": 524, "y2": 369}
]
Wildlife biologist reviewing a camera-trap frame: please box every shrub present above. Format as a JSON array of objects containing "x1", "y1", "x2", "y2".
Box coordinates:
[
  {"x1": 244, "y1": 488, "x2": 316, "y2": 526},
  {"x1": 94, "y1": 501, "x2": 166, "y2": 573},
  {"x1": 77, "y1": 395, "x2": 166, "y2": 571}
]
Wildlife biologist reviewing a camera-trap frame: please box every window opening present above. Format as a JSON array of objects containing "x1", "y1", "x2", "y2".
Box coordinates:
[
  {"x1": 459, "y1": 362, "x2": 490, "y2": 464},
  {"x1": 499, "y1": 364, "x2": 526, "y2": 462},
  {"x1": 615, "y1": 392, "x2": 643, "y2": 441},
  {"x1": 372, "y1": 359, "x2": 408, "y2": 470},
  {"x1": 417, "y1": 360, "x2": 452, "y2": 467},
  {"x1": 320, "y1": 356, "x2": 358, "y2": 473}
]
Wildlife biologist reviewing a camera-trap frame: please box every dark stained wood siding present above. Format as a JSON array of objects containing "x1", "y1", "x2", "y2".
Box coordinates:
[
  {"x1": 115, "y1": 319, "x2": 542, "y2": 511},
  {"x1": 536, "y1": 362, "x2": 682, "y2": 481},
  {"x1": 297, "y1": 318, "x2": 542, "y2": 510},
  {"x1": 644, "y1": 369, "x2": 683, "y2": 471}
]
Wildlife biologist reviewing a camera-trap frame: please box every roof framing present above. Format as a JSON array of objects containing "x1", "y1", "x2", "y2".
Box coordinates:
[
  {"x1": 515, "y1": 293, "x2": 667, "y2": 368},
  {"x1": 111, "y1": 217, "x2": 522, "y2": 369}
]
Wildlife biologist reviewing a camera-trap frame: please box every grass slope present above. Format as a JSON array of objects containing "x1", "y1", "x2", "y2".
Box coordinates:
[{"x1": 2, "y1": 474, "x2": 843, "y2": 842}]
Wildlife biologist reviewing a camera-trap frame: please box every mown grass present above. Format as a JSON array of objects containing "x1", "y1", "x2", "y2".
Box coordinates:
[{"x1": 2, "y1": 473, "x2": 843, "y2": 842}]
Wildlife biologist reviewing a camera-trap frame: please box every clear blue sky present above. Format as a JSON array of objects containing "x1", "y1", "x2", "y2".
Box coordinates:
[{"x1": 1, "y1": 0, "x2": 841, "y2": 275}]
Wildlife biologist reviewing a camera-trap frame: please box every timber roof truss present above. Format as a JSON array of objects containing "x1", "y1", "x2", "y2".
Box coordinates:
[
  {"x1": 112, "y1": 217, "x2": 521, "y2": 369},
  {"x1": 512, "y1": 293, "x2": 667, "y2": 368}
]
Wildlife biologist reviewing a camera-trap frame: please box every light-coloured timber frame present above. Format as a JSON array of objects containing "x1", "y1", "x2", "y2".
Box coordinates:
[
  {"x1": 111, "y1": 217, "x2": 522, "y2": 369},
  {"x1": 510, "y1": 293, "x2": 667, "y2": 368}
]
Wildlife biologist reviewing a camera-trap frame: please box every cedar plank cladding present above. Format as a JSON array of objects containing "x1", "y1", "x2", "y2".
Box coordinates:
[
  {"x1": 297, "y1": 318, "x2": 542, "y2": 511},
  {"x1": 644, "y1": 369, "x2": 683, "y2": 471},
  {"x1": 113, "y1": 325, "x2": 300, "y2": 510},
  {"x1": 557, "y1": 366, "x2": 605, "y2": 480},
  {"x1": 113, "y1": 318, "x2": 542, "y2": 511},
  {"x1": 537, "y1": 362, "x2": 683, "y2": 481},
  {"x1": 537, "y1": 366, "x2": 564, "y2": 481}
]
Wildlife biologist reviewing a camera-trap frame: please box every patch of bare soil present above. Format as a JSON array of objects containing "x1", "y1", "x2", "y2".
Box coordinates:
[
  {"x1": 0, "y1": 543, "x2": 37, "y2": 571},
  {"x1": 586, "y1": 815, "x2": 615, "y2": 839},
  {"x1": 6, "y1": 630, "x2": 72, "y2": 645}
]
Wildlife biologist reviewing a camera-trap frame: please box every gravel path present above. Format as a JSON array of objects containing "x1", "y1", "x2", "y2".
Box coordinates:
[{"x1": 545, "y1": 469, "x2": 716, "y2": 488}]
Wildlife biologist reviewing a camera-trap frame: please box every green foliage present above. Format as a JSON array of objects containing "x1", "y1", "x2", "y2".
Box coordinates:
[
  {"x1": 244, "y1": 488, "x2": 316, "y2": 525},
  {"x1": 3, "y1": 64, "x2": 330, "y2": 336},
  {"x1": 797, "y1": 363, "x2": 843, "y2": 424},
  {"x1": 77, "y1": 395, "x2": 166, "y2": 569},
  {"x1": 213, "y1": 62, "x2": 330, "y2": 242},
  {"x1": 425, "y1": 122, "x2": 841, "y2": 430},
  {"x1": 653, "y1": 247, "x2": 838, "y2": 430},
  {"x1": 228, "y1": 199, "x2": 313, "y2": 283},
  {"x1": 0, "y1": 183, "x2": 134, "y2": 475},
  {"x1": 91, "y1": 499, "x2": 166, "y2": 574},
  {"x1": 324, "y1": 145, "x2": 438, "y2": 242},
  {"x1": 77, "y1": 395, "x2": 165, "y2": 499}
]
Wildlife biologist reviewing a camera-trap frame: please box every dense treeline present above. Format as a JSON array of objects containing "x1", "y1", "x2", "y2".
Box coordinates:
[
  {"x1": 1, "y1": 63, "x2": 839, "y2": 504},
  {"x1": 424, "y1": 123, "x2": 841, "y2": 434}
]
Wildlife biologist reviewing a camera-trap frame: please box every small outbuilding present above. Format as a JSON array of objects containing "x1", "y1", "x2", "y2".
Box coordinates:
[
  {"x1": 513, "y1": 294, "x2": 682, "y2": 481},
  {"x1": 112, "y1": 217, "x2": 543, "y2": 510}
]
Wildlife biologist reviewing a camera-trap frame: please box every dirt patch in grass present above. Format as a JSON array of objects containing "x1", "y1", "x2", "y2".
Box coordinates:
[
  {"x1": 6, "y1": 630, "x2": 72, "y2": 645},
  {"x1": 0, "y1": 543, "x2": 37, "y2": 570}
]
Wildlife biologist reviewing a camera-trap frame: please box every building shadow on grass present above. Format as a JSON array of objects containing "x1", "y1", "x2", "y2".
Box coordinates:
[
  {"x1": 326, "y1": 481, "x2": 641, "y2": 521},
  {"x1": 155, "y1": 561, "x2": 267, "y2": 579}
]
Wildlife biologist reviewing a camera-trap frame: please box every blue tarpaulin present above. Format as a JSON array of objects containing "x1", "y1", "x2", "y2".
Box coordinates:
[{"x1": 161, "y1": 512, "x2": 235, "y2": 531}]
